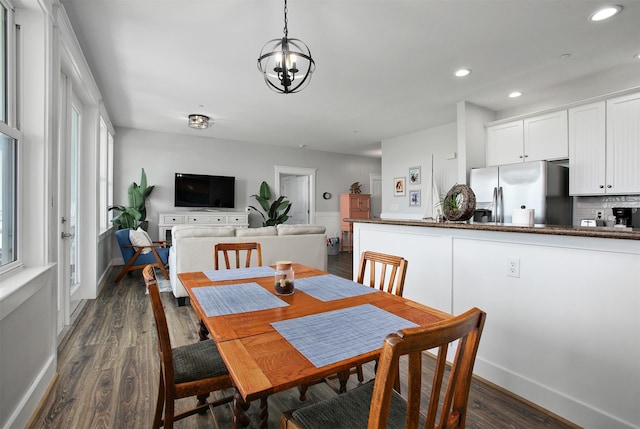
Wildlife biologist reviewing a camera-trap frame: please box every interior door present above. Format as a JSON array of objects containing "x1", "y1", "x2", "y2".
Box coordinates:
[
  {"x1": 57, "y1": 74, "x2": 82, "y2": 334},
  {"x1": 281, "y1": 175, "x2": 309, "y2": 224}
]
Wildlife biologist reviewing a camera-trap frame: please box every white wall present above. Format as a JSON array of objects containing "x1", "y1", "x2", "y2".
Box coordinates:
[
  {"x1": 456, "y1": 101, "x2": 496, "y2": 183},
  {"x1": 380, "y1": 123, "x2": 458, "y2": 219},
  {"x1": 112, "y1": 128, "x2": 381, "y2": 244}
]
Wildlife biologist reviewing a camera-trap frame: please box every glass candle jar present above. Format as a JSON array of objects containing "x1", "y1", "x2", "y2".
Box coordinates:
[{"x1": 274, "y1": 261, "x2": 295, "y2": 295}]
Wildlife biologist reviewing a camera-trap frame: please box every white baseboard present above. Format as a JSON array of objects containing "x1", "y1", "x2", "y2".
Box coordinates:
[
  {"x1": 3, "y1": 354, "x2": 56, "y2": 429},
  {"x1": 474, "y1": 357, "x2": 637, "y2": 429}
]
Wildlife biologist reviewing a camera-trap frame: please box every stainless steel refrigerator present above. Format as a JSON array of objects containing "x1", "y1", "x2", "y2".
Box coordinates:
[{"x1": 469, "y1": 161, "x2": 572, "y2": 226}]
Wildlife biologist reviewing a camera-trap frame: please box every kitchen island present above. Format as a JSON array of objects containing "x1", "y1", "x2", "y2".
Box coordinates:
[{"x1": 348, "y1": 218, "x2": 639, "y2": 429}]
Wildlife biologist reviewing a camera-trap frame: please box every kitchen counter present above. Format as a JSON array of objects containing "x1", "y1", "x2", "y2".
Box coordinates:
[
  {"x1": 345, "y1": 217, "x2": 640, "y2": 240},
  {"x1": 349, "y1": 219, "x2": 640, "y2": 429}
]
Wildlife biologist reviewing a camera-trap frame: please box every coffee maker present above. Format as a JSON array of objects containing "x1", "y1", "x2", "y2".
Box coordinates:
[{"x1": 612, "y1": 207, "x2": 640, "y2": 228}]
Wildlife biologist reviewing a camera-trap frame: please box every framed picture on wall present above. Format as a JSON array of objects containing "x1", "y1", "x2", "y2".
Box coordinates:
[
  {"x1": 409, "y1": 190, "x2": 421, "y2": 206},
  {"x1": 394, "y1": 177, "x2": 406, "y2": 196},
  {"x1": 409, "y1": 166, "x2": 421, "y2": 184}
]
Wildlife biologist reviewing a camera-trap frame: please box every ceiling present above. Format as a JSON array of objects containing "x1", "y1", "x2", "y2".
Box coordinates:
[{"x1": 60, "y1": 0, "x2": 640, "y2": 157}]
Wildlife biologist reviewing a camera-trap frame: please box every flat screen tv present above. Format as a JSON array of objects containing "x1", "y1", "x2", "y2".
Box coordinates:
[{"x1": 174, "y1": 173, "x2": 235, "y2": 208}]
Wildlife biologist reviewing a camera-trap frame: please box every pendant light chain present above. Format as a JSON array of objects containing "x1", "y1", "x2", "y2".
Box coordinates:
[{"x1": 283, "y1": 0, "x2": 288, "y2": 37}]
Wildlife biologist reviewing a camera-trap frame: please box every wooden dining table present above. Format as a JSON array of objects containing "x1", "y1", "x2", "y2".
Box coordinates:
[{"x1": 178, "y1": 264, "x2": 451, "y2": 429}]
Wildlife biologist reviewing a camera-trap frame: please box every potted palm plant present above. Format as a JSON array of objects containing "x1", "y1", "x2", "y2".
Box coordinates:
[
  {"x1": 249, "y1": 181, "x2": 292, "y2": 226},
  {"x1": 109, "y1": 168, "x2": 154, "y2": 231}
]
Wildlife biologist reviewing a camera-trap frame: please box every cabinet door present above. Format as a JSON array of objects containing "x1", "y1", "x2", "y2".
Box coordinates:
[
  {"x1": 349, "y1": 194, "x2": 370, "y2": 218},
  {"x1": 486, "y1": 120, "x2": 524, "y2": 166},
  {"x1": 568, "y1": 102, "x2": 606, "y2": 195},
  {"x1": 606, "y1": 93, "x2": 640, "y2": 194},
  {"x1": 524, "y1": 110, "x2": 568, "y2": 162}
]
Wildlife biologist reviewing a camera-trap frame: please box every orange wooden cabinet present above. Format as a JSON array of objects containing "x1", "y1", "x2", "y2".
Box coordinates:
[{"x1": 340, "y1": 193, "x2": 371, "y2": 251}]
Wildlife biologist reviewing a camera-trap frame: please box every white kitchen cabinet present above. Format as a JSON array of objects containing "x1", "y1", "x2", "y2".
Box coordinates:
[
  {"x1": 606, "y1": 92, "x2": 640, "y2": 194},
  {"x1": 487, "y1": 111, "x2": 568, "y2": 166},
  {"x1": 486, "y1": 120, "x2": 523, "y2": 166},
  {"x1": 569, "y1": 93, "x2": 640, "y2": 195},
  {"x1": 569, "y1": 101, "x2": 607, "y2": 195},
  {"x1": 523, "y1": 110, "x2": 568, "y2": 161}
]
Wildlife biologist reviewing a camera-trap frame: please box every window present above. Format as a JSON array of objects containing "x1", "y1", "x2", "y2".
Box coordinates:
[
  {"x1": 0, "y1": 1, "x2": 19, "y2": 271},
  {"x1": 98, "y1": 116, "x2": 114, "y2": 233}
]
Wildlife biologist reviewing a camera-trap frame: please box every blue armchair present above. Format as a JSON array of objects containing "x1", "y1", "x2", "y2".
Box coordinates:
[{"x1": 115, "y1": 228, "x2": 170, "y2": 283}]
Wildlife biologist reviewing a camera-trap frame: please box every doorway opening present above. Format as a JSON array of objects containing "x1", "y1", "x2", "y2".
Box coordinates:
[{"x1": 275, "y1": 166, "x2": 317, "y2": 225}]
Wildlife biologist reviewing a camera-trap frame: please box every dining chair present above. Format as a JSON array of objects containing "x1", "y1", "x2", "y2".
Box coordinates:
[
  {"x1": 214, "y1": 241, "x2": 263, "y2": 269},
  {"x1": 299, "y1": 251, "x2": 409, "y2": 400},
  {"x1": 142, "y1": 265, "x2": 233, "y2": 429},
  {"x1": 198, "y1": 242, "x2": 265, "y2": 340},
  {"x1": 357, "y1": 250, "x2": 408, "y2": 296},
  {"x1": 115, "y1": 228, "x2": 170, "y2": 283},
  {"x1": 282, "y1": 307, "x2": 486, "y2": 429}
]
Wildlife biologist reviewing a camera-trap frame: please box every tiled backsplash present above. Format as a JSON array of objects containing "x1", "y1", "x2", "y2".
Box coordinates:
[{"x1": 572, "y1": 195, "x2": 640, "y2": 226}]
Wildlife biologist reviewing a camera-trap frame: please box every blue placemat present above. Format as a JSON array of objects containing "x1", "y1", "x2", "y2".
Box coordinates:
[
  {"x1": 296, "y1": 274, "x2": 379, "y2": 301},
  {"x1": 192, "y1": 282, "x2": 288, "y2": 317},
  {"x1": 203, "y1": 266, "x2": 275, "y2": 282},
  {"x1": 271, "y1": 304, "x2": 418, "y2": 368}
]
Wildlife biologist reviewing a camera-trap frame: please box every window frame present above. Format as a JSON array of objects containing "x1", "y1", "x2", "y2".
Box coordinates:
[{"x1": 0, "y1": 0, "x2": 21, "y2": 275}]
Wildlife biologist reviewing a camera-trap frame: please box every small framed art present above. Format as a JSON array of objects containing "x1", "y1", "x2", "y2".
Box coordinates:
[
  {"x1": 409, "y1": 166, "x2": 421, "y2": 185},
  {"x1": 394, "y1": 177, "x2": 406, "y2": 196},
  {"x1": 409, "y1": 190, "x2": 421, "y2": 206}
]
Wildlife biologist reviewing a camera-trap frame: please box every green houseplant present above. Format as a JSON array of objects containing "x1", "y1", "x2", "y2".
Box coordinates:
[
  {"x1": 109, "y1": 168, "x2": 155, "y2": 231},
  {"x1": 249, "y1": 181, "x2": 292, "y2": 226}
]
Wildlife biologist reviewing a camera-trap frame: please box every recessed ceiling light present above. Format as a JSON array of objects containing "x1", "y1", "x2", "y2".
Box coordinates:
[
  {"x1": 559, "y1": 53, "x2": 572, "y2": 60},
  {"x1": 508, "y1": 91, "x2": 522, "y2": 99},
  {"x1": 454, "y1": 68, "x2": 471, "y2": 77},
  {"x1": 590, "y1": 5, "x2": 622, "y2": 21},
  {"x1": 635, "y1": 52, "x2": 640, "y2": 60}
]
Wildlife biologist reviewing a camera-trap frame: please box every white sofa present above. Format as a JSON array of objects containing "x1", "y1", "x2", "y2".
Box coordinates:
[{"x1": 169, "y1": 223, "x2": 328, "y2": 303}]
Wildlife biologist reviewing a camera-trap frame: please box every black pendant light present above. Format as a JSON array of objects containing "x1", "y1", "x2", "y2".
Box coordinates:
[{"x1": 257, "y1": 0, "x2": 315, "y2": 94}]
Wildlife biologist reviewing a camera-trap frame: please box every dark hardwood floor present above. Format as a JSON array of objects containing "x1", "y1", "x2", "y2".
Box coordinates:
[{"x1": 27, "y1": 251, "x2": 579, "y2": 428}]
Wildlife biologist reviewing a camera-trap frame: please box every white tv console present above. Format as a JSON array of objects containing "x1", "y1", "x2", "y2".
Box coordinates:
[{"x1": 158, "y1": 210, "x2": 249, "y2": 241}]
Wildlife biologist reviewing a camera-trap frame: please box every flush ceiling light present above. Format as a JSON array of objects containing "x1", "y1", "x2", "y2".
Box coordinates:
[
  {"x1": 590, "y1": 5, "x2": 622, "y2": 21},
  {"x1": 257, "y1": 0, "x2": 315, "y2": 94},
  {"x1": 454, "y1": 68, "x2": 471, "y2": 77},
  {"x1": 188, "y1": 114, "x2": 210, "y2": 129},
  {"x1": 508, "y1": 91, "x2": 522, "y2": 98}
]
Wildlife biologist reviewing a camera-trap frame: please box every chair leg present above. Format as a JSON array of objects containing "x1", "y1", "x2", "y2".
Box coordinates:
[
  {"x1": 115, "y1": 248, "x2": 144, "y2": 283},
  {"x1": 153, "y1": 373, "x2": 165, "y2": 429},
  {"x1": 298, "y1": 384, "x2": 309, "y2": 402},
  {"x1": 199, "y1": 319, "x2": 210, "y2": 341},
  {"x1": 164, "y1": 390, "x2": 175, "y2": 429},
  {"x1": 338, "y1": 370, "x2": 350, "y2": 393},
  {"x1": 197, "y1": 393, "x2": 210, "y2": 414}
]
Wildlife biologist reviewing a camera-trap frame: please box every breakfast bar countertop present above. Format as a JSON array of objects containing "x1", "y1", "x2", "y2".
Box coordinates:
[{"x1": 345, "y1": 217, "x2": 640, "y2": 241}]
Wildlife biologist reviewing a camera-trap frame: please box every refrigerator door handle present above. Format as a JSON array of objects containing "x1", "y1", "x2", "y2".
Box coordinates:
[
  {"x1": 498, "y1": 186, "x2": 504, "y2": 223},
  {"x1": 491, "y1": 187, "x2": 498, "y2": 223}
]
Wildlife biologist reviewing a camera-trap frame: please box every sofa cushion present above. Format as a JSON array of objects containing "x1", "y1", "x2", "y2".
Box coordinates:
[
  {"x1": 236, "y1": 226, "x2": 277, "y2": 237},
  {"x1": 129, "y1": 227, "x2": 153, "y2": 254},
  {"x1": 277, "y1": 224, "x2": 327, "y2": 235},
  {"x1": 172, "y1": 225, "x2": 236, "y2": 239}
]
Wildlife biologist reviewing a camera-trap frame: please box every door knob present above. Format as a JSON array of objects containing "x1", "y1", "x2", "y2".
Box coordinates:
[{"x1": 61, "y1": 232, "x2": 73, "y2": 239}]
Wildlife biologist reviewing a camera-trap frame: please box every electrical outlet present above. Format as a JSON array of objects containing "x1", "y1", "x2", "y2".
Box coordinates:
[{"x1": 507, "y1": 259, "x2": 520, "y2": 278}]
